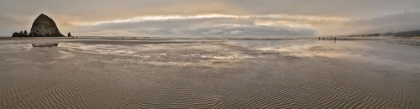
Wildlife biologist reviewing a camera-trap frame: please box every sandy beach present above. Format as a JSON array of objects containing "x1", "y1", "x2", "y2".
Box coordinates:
[{"x1": 0, "y1": 37, "x2": 420, "y2": 108}]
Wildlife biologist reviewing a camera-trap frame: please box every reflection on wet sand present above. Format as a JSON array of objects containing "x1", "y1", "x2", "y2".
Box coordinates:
[
  {"x1": 256, "y1": 41, "x2": 364, "y2": 58},
  {"x1": 0, "y1": 38, "x2": 420, "y2": 108}
]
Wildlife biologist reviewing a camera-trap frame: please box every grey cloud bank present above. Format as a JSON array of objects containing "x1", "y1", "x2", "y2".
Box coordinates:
[{"x1": 1, "y1": 0, "x2": 420, "y2": 37}]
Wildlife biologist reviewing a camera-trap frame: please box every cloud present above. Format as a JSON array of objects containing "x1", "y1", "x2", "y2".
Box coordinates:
[
  {"x1": 65, "y1": 14, "x2": 318, "y2": 37},
  {"x1": 71, "y1": 14, "x2": 351, "y2": 26},
  {"x1": 340, "y1": 10, "x2": 420, "y2": 34},
  {"x1": 189, "y1": 24, "x2": 315, "y2": 37},
  {"x1": 125, "y1": 23, "x2": 315, "y2": 37},
  {"x1": 225, "y1": 0, "x2": 420, "y2": 17}
]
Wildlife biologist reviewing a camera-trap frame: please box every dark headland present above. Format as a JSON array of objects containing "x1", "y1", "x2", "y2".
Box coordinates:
[{"x1": 12, "y1": 13, "x2": 64, "y2": 37}]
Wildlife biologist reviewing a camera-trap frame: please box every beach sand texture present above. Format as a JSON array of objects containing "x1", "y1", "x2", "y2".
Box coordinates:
[{"x1": 1, "y1": 38, "x2": 420, "y2": 108}]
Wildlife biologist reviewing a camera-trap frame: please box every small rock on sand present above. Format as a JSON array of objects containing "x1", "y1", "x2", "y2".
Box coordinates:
[{"x1": 32, "y1": 43, "x2": 59, "y2": 47}]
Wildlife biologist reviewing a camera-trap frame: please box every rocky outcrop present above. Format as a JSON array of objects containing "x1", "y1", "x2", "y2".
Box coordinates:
[
  {"x1": 12, "y1": 30, "x2": 27, "y2": 37},
  {"x1": 12, "y1": 32, "x2": 21, "y2": 37},
  {"x1": 68, "y1": 32, "x2": 72, "y2": 37},
  {"x1": 28, "y1": 14, "x2": 64, "y2": 37}
]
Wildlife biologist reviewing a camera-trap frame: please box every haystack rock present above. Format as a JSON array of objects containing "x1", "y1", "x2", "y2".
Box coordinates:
[{"x1": 29, "y1": 14, "x2": 64, "y2": 37}]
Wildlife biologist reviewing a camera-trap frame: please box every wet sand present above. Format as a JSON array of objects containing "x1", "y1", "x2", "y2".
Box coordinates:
[{"x1": 1, "y1": 37, "x2": 420, "y2": 108}]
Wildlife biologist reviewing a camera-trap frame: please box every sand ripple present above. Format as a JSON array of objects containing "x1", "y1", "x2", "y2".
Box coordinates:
[{"x1": 1, "y1": 39, "x2": 420, "y2": 108}]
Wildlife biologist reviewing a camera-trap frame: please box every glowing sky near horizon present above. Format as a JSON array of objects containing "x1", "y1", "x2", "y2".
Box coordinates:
[
  {"x1": 72, "y1": 14, "x2": 351, "y2": 26},
  {"x1": 1, "y1": 0, "x2": 420, "y2": 37}
]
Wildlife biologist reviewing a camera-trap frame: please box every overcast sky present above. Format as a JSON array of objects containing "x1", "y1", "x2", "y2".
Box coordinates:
[{"x1": 1, "y1": 0, "x2": 420, "y2": 37}]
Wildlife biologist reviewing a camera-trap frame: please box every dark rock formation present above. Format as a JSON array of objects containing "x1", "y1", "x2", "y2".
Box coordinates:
[
  {"x1": 12, "y1": 30, "x2": 29, "y2": 37},
  {"x1": 28, "y1": 13, "x2": 64, "y2": 37},
  {"x1": 12, "y1": 32, "x2": 21, "y2": 37},
  {"x1": 68, "y1": 32, "x2": 71, "y2": 37}
]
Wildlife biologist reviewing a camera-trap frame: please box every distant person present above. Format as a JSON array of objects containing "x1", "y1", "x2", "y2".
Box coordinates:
[
  {"x1": 322, "y1": 37, "x2": 324, "y2": 40},
  {"x1": 334, "y1": 37, "x2": 337, "y2": 43},
  {"x1": 318, "y1": 37, "x2": 321, "y2": 40}
]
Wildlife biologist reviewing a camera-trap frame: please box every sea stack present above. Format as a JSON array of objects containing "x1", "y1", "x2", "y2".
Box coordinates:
[{"x1": 28, "y1": 13, "x2": 64, "y2": 37}]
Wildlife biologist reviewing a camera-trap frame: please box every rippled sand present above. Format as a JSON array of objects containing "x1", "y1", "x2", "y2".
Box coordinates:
[{"x1": 1, "y1": 37, "x2": 420, "y2": 108}]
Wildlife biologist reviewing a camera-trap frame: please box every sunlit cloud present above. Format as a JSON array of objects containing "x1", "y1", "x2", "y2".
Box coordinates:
[
  {"x1": 72, "y1": 14, "x2": 353, "y2": 26},
  {"x1": 254, "y1": 20, "x2": 313, "y2": 29}
]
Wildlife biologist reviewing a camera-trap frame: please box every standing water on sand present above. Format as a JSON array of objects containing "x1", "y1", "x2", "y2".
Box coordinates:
[{"x1": 1, "y1": 37, "x2": 420, "y2": 108}]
